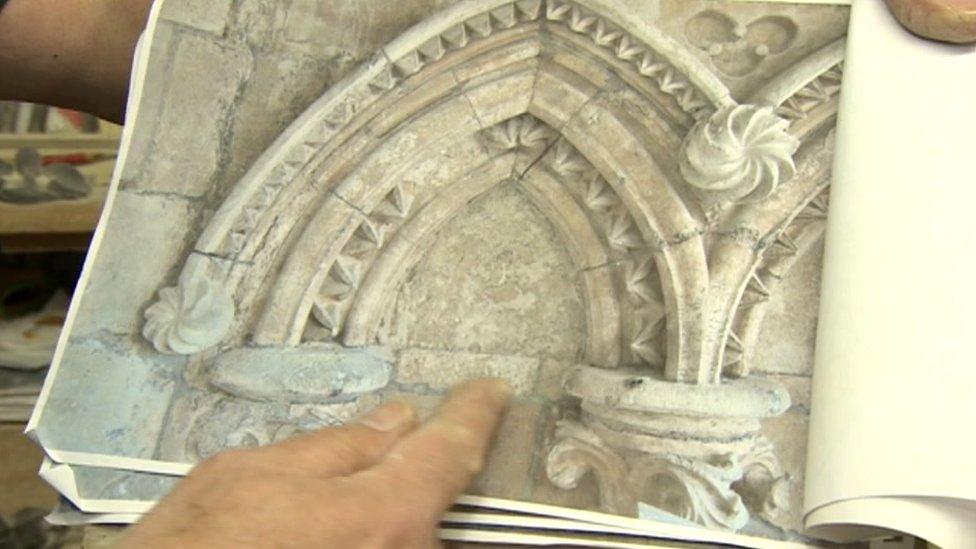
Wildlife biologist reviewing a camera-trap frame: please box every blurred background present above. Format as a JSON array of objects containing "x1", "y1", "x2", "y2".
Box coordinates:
[{"x1": 0, "y1": 100, "x2": 118, "y2": 548}]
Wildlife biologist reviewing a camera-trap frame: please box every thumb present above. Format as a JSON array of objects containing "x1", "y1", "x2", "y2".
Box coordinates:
[{"x1": 886, "y1": 0, "x2": 976, "y2": 43}]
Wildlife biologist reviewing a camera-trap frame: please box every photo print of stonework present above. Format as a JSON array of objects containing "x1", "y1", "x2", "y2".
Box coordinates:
[{"x1": 30, "y1": 0, "x2": 848, "y2": 542}]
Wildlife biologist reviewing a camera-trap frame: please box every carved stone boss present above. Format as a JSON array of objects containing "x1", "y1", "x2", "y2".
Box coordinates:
[{"x1": 140, "y1": 0, "x2": 842, "y2": 531}]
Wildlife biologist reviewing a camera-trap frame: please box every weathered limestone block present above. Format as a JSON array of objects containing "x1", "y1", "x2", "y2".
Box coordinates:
[
  {"x1": 384, "y1": 184, "x2": 587, "y2": 361},
  {"x1": 71, "y1": 191, "x2": 196, "y2": 337},
  {"x1": 750, "y1": 239, "x2": 824, "y2": 376},
  {"x1": 397, "y1": 349, "x2": 539, "y2": 396},
  {"x1": 159, "y1": 0, "x2": 233, "y2": 36},
  {"x1": 34, "y1": 335, "x2": 183, "y2": 458},
  {"x1": 225, "y1": 51, "x2": 344, "y2": 183},
  {"x1": 126, "y1": 31, "x2": 251, "y2": 197}
]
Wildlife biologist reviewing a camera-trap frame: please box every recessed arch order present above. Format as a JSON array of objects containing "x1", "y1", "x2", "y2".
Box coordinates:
[{"x1": 164, "y1": 0, "x2": 738, "y2": 378}]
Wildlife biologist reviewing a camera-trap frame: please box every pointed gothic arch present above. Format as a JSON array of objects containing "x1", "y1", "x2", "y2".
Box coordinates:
[
  {"x1": 148, "y1": 0, "x2": 736, "y2": 381},
  {"x1": 136, "y1": 0, "x2": 848, "y2": 533}
]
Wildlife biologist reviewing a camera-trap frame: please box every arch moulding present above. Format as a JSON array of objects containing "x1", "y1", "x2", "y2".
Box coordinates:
[{"x1": 140, "y1": 0, "x2": 844, "y2": 533}]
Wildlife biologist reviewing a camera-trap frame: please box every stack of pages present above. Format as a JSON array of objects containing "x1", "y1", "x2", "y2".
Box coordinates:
[
  {"x1": 27, "y1": 0, "x2": 976, "y2": 547},
  {"x1": 0, "y1": 293, "x2": 64, "y2": 422}
]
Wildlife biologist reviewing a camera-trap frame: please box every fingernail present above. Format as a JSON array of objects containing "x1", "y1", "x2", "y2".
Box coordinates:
[{"x1": 357, "y1": 401, "x2": 415, "y2": 432}]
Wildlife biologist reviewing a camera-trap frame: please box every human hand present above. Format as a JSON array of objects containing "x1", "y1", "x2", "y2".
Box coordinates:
[
  {"x1": 117, "y1": 378, "x2": 512, "y2": 549},
  {"x1": 0, "y1": 0, "x2": 153, "y2": 123},
  {"x1": 886, "y1": 0, "x2": 976, "y2": 43}
]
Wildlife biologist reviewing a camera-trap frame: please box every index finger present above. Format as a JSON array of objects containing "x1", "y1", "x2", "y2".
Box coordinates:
[{"x1": 366, "y1": 378, "x2": 512, "y2": 518}]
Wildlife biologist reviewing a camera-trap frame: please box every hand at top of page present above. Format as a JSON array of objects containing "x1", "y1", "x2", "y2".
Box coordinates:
[
  {"x1": 116, "y1": 378, "x2": 512, "y2": 549},
  {"x1": 886, "y1": 0, "x2": 976, "y2": 43}
]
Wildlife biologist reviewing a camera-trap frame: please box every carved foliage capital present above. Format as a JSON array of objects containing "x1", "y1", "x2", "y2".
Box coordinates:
[{"x1": 546, "y1": 420, "x2": 753, "y2": 531}]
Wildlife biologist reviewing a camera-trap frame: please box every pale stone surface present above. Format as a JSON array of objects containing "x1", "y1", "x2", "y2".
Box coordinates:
[
  {"x1": 397, "y1": 348, "x2": 539, "y2": 397},
  {"x1": 210, "y1": 345, "x2": 392, "y2": 403},
  {"x1": 225, "y1": 0, "x2": 459, "y2": 60},
  {"x1": 765, "y1": 374, "x2": 812, "y2": 413},
  {"x1": 751, "y1": 239, "x2": 824, "y2": 376},
  {"x1": 224, "y1": 51, "x2": 344, "y2": 184},
  {"x1": 183, "y1": 395, "x2": 373, "y2": 461},
  {"x1": 35, "y1": 335, "x2": 183, "y2": 458},
  {"x1": 528, "y1": 404, "x2": 602, "y2": 510},
  {"x1": 757, "y1": 407, "x2": 809, "y2": 533},
  {"x1": 384, "y1": 184, "x2": 587, "y2": 361},
  {"x1": 115, "y1": 22, "x2": 175, "y2": 189},
  {"x1": 536, "y1": 358, "x2": 575, "y2": 400},
  {"x1": 276, "y1": 0, "x2": 460, "y2": 60},
  {"x1": 656, "y1": 0, "x2": 849, "y2": 100},
  {"x1": 159, "y1": 0, "x2": 233, "y2": 35},
  {"x1": 124, "y1": 30, "x2": 251, "y2": 197},
  {"x1": 70, "y1": 190, "x2": 196, "y2": 337},
  {"x1": 72, "y1": 466, "x2": 179, "y2": 502}
]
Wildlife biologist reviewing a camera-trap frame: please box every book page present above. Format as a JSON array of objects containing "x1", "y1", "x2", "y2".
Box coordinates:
[
  {"x1": 25, "y1": 0, "x2": 855, "y2": 546},
  {"x1": 804, "y1": 0, "x2": 976, "y2": 545}
]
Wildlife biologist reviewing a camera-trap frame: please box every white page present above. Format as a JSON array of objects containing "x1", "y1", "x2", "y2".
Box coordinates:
[
  {"x1": 37, "y1": 459, "x2": 812, "y2": 548},
  {"x1": 804, "y1": 0, "x2": 976, "y2": 545},
  {"x1": 25, "y1": 0, "x2": 164, "y2": 437},
  {"x1": 25, "y1": 0, "x2": 846, "y2": 545}
]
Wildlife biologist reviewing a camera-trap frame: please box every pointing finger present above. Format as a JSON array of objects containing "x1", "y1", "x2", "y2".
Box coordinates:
[{"x1": 366, "y1": 378, "x2": 512, "y2": 520}]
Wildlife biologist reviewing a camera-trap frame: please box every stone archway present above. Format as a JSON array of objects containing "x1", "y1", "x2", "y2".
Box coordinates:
[{"x1": 139, "y1": 0, "x2": 844, "y2": 532}]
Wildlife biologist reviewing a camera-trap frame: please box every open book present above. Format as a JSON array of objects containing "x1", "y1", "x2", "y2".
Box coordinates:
[{"x1": 25, "y1": 0, "x2": 976, "y2": 546}]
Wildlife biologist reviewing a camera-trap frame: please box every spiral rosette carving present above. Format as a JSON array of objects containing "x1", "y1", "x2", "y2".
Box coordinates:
[
  {"x1": 680, "y1": 104, "x2": 799, "y2": 203},
  {"x1": 143, "y1": 275, "x2": 234, "y2": 355}
]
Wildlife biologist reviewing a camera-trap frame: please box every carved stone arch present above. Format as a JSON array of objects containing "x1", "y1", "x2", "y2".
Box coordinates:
[
  {"x1": 750, "y1": 38, "x2": 845, "y2": 139},
  {"x1": 332, "y1": 149, "x2": 628, "y2": 361},
  {"x1": 248, "y1": 103, "x2": 687, "y2": 369},
  {"x1": 133, "y1": 0, "x2": 844, "y2": 534},
  {"x1": 146, "y1": 0, "x2": 735, "y2": 384},
  {"x1": 338, "y1": 151, "x2": 628, "y2": 358},
  {"x1": 191, "y1": 0, "x2": 730, "y2": 274},
  {"x1": 707, "y1": 41, "x2": 844, "y2": 379}
]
